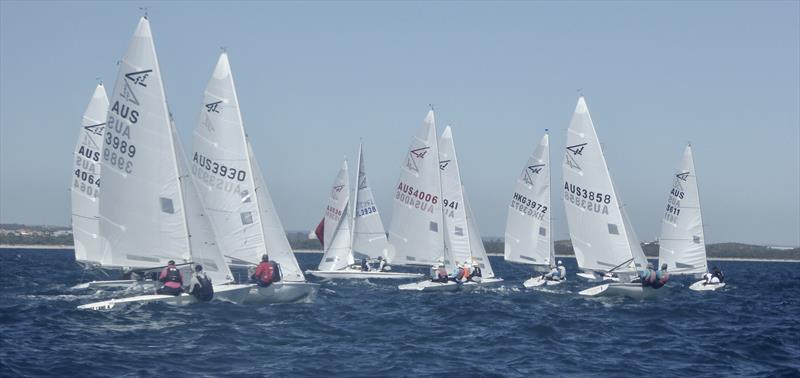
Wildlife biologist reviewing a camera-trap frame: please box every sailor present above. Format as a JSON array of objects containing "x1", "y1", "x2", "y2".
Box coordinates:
[
  {"x1": 431, "y1": 263, "x2": 448, "y2": 283},
  {"x1": 187, "y1": 264, "x2": 214, "y2": 302},
  {"x1": 557, "y1": 260, "x2": 566, "y2": 279},
  {"x1": 652, "y1": 263, "x2": 670, "y2": 289},
  {"x1": 451, "y1": 261, "x2": 466, "y2": 283},
  {"x1": 711, "y1": 266, "x2": 724, "y2": 283},
  {"x1": 377, "y1": 256, "x2": 388, "y2": 272},
  {"x1": 360, "y1": 258, "x2": 370, "y2": 272},
  {"x1": 157, "y1": 260, "x2": 183, "y2": 296},
  {"x1": 639, "y1": 263, "x2": 657, "y2": 287},
  {"x1": 543, "y1": 262, "x2": 562, "y2": 281},
  {"x1": 703, "y1": 266, "x2": 723, "y2": 284},
  {"x1": 468, "y1": 262, "x2": 482, "y2": 281},
  {"x1": 252, "y1": 254, "x2": 276, "y2": 287}
]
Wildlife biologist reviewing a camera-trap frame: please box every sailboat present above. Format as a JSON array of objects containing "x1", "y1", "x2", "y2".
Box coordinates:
[
  {"x1": 503, "y1": 132, "x2": 561, "y2": 288},
  {"x1": 190, "y1": 52, "x2": 318, "y2": 303},
  {"x1": 657, "y1": 145, "x2": 722, "y2": 291},
  {"x1": 437, "y1": 126, "x2": 502, "y2": 289},
  {"x1": 394, "y1": 111, "x2": 460, "y2": 292},
  {"x1": 71, "y1": 83, "x2": 108, "y2": 270},
  {"x1": 557, "y1": 97, "x2": 653, "y2": 298},
  {"x1": 305, "y1": 151, "x2": 423, "y2": 279},
  {"x1": 77, "y1": 17, "x2": 252, "y2": 310}
]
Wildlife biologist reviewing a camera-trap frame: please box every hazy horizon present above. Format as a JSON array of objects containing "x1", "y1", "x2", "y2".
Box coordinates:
[{"x1": 1, "y1": 1, "x2": 798, "y2": 246}]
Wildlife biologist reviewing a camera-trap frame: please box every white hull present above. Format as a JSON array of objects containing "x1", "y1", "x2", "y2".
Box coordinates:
[
  {"x1": 579, "y1": 283, "x2": 662, "y2": 299},
  {"x1": 243, "y1": 281, "x2": 319, "y2": 304},
  {"x1": 576, "y1": 272, "x2": 621, "y2": 282},
  {"x1": 461, "y1": 277, "x2": 504, "y2": 290},
  {"x1": 689, "y1": 280, "x2": 726, "y2": 291},
  {"x1": 72, "y1": 279, "x2": 157, "y2": 290},
  {"x1": 398, "y1": 280, "x2": 460, "y2": 292},
  {"x1": 305, "y1": 269, "x2": 423, "y2": 280},
  {"x1": 77, "y1": 284, "x2": 253, "y2": 310},
  {"x1": 523, "y1": 276, "x2": 565, "y2": 288}
]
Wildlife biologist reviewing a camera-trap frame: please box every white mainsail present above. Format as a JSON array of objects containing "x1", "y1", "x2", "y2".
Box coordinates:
[
  {"x1": 504, "y1": 133, "x2": 552, "y2": 267},
  {"x1": 463, "y1": 188, "x2": 495, "y2": 278},
  {"x1": 351, "y1": 144, "x2": 390, "y2": 260},
  {"x1": 99, "y1": 17, "x2": 191, "y2": 269},
  {"x1": 72, "y1": 83, "x2": 108, "y2": 265},
  {"x1": 190, "y1": 52, "x2": 305, "y2": 282},
  {"x1": 658, "y1": 144, "x2": 707, "y2": 275},
  {"x1": 562, "y1": 97, "x2": 647, "y2": 274},
  {"x1": 318, "y1": 160, "x2": 354, "y2": 271},
  {"x1": 388, "y1": 110, "x2": 446, "y2": 268},
  {"x1": 438, "y1": 126, "x2": 471, "y2": 266}
]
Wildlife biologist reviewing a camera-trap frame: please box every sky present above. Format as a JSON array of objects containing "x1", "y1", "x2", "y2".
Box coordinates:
[{"x1": 1, "y1": 1, "x2": 798, "y2": 246}]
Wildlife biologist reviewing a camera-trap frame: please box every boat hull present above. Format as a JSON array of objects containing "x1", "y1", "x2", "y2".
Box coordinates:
[
  {"x1": 461, "y1": 277, "x2": 504, "y2": 290},
  {"x1": 72, "y1": 279, "x2": 157, "y2": 290},
  {"x1": 243, "y1": 281, "x2": 319, "y2": 304},
  {"x1": 76, "y1": 283, "x2": 253, "y2": 310},
  {"x1": 398, "y1": 280, "x2": 460, "y2": 292},
  {"x1": 579, "y1": 283, "x2": 662, "y2": 299},
  {"x1": 689, "y1": 280, "x2": 726, "y2": 291},
  {"x1": 523, "y1": 276, "x2": 564, "y2": 288},
  {"x1": 305, "y1": 270, "x2": 423, "y2": 280}
]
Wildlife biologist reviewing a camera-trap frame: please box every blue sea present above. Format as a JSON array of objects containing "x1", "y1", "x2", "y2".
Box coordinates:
[{"x1": 1, "y1": 249, "x2": 798, "y2": 377}]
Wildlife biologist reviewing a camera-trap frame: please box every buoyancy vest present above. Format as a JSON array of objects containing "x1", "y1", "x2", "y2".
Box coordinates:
[
  {"x1": 258, "y1": 262, "x2": 274, "y2": 284},
  {"x1": 194, "y1": 274, "x2": 213, "y2": 301},
  {"x1": 164, "y1": 267, "x2": 182, "y2": 284}
]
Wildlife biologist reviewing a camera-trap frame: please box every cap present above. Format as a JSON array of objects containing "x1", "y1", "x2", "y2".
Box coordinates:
[
  {"x1": 195, "y1": 265, "x2": 203, "y2": 272},
  {"x1": 168, "y1": 260, "x2": 175, "y2": 265}
]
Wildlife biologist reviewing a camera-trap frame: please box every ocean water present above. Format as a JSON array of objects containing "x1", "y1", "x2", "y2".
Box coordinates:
[{"x1": 0, "y1": 249, "x2": 798, "y2": 377}]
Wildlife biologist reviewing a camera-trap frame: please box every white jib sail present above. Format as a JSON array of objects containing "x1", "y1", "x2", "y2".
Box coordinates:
[
  {"x1": 191, "y1": 53, "x2": 267, "y2": 268},
  {"x1": 99, "y1": 17, "x2": 191, "y2": 269},
  {"x1": 172, "y1": 120, "x2": 234, "y2": 284},
  {"x1": 388, "y1": 110, "x2": 445, "y2": 267},
  {"x1": 248, "y1": 141, "x2": 306, "y2": 282},
  {"x1": 351, "y1": 144, "x2": 390, "y2": 260},
  {"x1": 72, "y1": 83, "x2": 108, "y2": 265},
  {"x1": 463, "y1": 187, "x2": 495, "y2": 278},
  {"x1": 504, "y1": 133, "x2": 552, "y2": 267},
  {"x1": 658, "y1": 144, "x2": 707, "y2": 275},
  {"x1": 438, "y1": 126, "x2": 472, "y2": 267},
  {"x1": 562, "y1": 97, "x2": 645, "y2": 274},
  {"x1": 318, "y1": 160, "x2": 354, "y2": 271}
]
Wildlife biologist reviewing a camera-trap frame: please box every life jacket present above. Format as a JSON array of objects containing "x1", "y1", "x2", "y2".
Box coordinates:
[
  {"x1": 456, "y1": 267, "x2": 465, "y2": 280},
  {"x1": 258, "y1": 262, "x2": 274, "y2": 284},
  {"x1": 472, "y1": 267, "x2": 482, "y2": 277},
  {"x1": 271, "y1": 261, "x2": 282, "y2": 282},
  {"x1": 194, "y1": 274, "x2": 214, "y2": 301},
  {"x1": 164, "y1": 267, "x2": 182, "y2": 284}
]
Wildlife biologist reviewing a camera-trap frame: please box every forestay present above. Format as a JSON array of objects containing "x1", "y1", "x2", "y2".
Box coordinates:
[
  {"x1": 318, "y1": 160, "x2": 353, "y2": 271},
  {"x1": 504, "y1": 133, "x2": 552, "y2": 267},
  {"x1": 99, "y1": 17, "x2": 191, "y2": 269},
  {"x1": 388, "y1": 110, "x2": 445, "y2": 268},
  {"x1": 351, "y1": 144, "x2": 390, "y2": 260},
  {"x1": 658, "y1": 145, "x2": 707, "y2": 275},
  {"x1": 562, "y1": 97, "x2": 645, "y2": 274},
  {"x1": 72, "y1": 84, "x2": 108, "y2": 265},
  {"x1": 438, "y1": 126, "x2": 471, "y2": 267}
]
